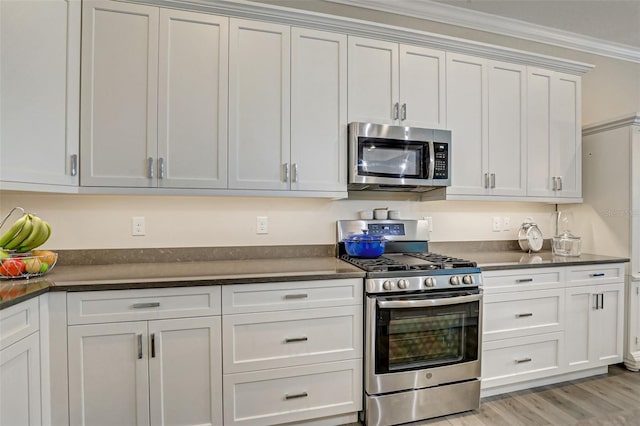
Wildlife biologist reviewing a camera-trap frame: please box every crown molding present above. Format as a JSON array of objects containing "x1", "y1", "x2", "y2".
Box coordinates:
[
  {"x1": 136, "y1": 0, "x2": 593, "y2": 74},
  {"x1": 582, "y1": 113, "x2": 640, "y2": 135},
  {"x1": 324, "y1": 0, "x2": 640, "y2": 64}
]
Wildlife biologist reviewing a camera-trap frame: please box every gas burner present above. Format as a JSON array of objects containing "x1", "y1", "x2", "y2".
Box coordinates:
[
  {"x1": 339, "y1": 254, "x2": 410, "y2": 272},
  {"x1": 406, "y1": 252, "x2": 478, "y2": 268}
]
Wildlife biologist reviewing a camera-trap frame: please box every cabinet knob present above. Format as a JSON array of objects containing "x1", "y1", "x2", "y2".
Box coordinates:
[{"x1": 70, "y1": 154, "x2": 78, "y2": 177}]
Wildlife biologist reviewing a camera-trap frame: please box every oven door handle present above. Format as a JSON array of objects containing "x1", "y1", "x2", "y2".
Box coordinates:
[{"x1": 377, "y1": 293, "x2": 481, "y2": 309}]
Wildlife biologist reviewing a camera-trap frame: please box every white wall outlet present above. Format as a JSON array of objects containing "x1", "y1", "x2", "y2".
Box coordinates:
[
  {"x1": 424, "y1": 216, "x2": 433, "y2": 232},
  {"x1": 256, "y1": 216, "x2": 268, "y2": 234},
  {"x1": 503, "y1": 216, "x2": 511, "y2": 231},
  {"x1": 132, "y1": 216, "x2": 145, "y2": 236},
  {"x1": 492, "y1": 216, "x2": 502, "y2": 232}
]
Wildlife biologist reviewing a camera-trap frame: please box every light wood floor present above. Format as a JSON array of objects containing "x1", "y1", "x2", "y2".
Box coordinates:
[{"x1": 359, "y1": 364, "x2": 640, "y2": 426}]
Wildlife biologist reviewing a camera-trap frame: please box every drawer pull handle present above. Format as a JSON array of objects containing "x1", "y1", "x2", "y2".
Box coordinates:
[
  {"x1": 284, "y1": 294, "x2": 308, "y2": 300},
  {"x1": 132, "y1": 302, "x2": 161, "y2": 309},
  {"x1": 516, "y1": 278, "x2": 533, "y2": 283},
  {"x1": 285, "y1": 392, "x2": 308, "y2": 400},
  {"x1": 285, "y1": 337, "x2": 308, "y2": 343},
  {"x1": 151, "y1": 333, "x2": 156, "y2": 358},
  {"x1": 590, "y1": 273, "x2": 605, "y2": 277},
  {"x1": 515, "y1": 358, "x2": 532, "y2": 364},
  {"x1": 137, "y1": 334, "x2": 143, "y2": 359},
  {"x1": 516, "y1": 313, "x2": 533, "y2": 318}
]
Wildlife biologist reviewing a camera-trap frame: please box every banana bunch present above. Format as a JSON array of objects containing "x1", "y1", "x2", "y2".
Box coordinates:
[{"x1": 0, "y1": 212, "x2": 51, "y2": 253}]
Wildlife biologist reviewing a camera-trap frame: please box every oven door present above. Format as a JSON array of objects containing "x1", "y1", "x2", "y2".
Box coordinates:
[{"x1": 365, "y1": 290, "x2": 482, "y2": 395}]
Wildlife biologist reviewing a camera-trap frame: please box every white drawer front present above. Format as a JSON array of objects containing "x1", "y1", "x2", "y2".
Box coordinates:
[
  {"x1": 67, "y1": 286, "x2": 221, "y2": 324},
  {"x1": 482, "y1": 268, "x2": 562, "y2": 293},
  {"x1": 222, "y1": 279, "x2": 362, "y2": 314},
  {"x1": 567, "y1": 264, "x2": 625, "y2": 286},
  {"x1": 482, "y1": 332, "x2": 562, "y2": 389},
  {"x1": 0, "y1": 297, "x2": 39, "y2": 350},
  {"x1": 223, "y1": 359, "x2": 362, "y2": 426},
  {"x1": 223, "y1": 305, "x2": 362, "y2": 373},
  {"x1": 483, "y1": 289, "x2": 564, "y2": 341}
]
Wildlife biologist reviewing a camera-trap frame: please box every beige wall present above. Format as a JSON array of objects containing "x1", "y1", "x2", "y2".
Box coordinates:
[
  {"x1": 2, "y1": 0, "x2": 635, "y2": 251},
  {"x1": 0, "y1": 192, "x2": 556, "y2": 250}
]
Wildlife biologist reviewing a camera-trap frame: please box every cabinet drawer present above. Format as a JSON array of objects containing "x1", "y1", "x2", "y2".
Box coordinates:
[
  {"x1": 222, "y1": 279, "x2": 362, "y2": 314},
  {"x1": 0, "y1": 297, "x2": 39, "y2": 350},
  {"x1": 67, "y1": 286, "x2": 221, "y2": 325},
  {"x1": 223, "y1": 305, "x2": 362, "y2": 373},
  {"x1": 482, "y1": 268, "x2": 562, "y2": 293},
  {"x1": 223, "y1": 359, "x2": 362, "y2": 426},
  {"x1": 567, "y1": 264, "x2": 625, "y2": 286},
  {"x1": 482, "y1": 332, "x2": 562, "y2": 389},
  {"x1": 483, "y1": 289, "x2": 564, "y2": 341}
]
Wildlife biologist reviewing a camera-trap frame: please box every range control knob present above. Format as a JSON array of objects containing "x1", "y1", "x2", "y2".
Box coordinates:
[
  {"x1": 397, "y1": 279, "x2": 408, "y2": 289},
  {"x1": 449, "y1": 276, "x2": 461, "y2": 286},
  {"x1": 424, "y1": 277, "x2": 436, "y2": 287},
  {"x1": 462, "y1": 275, "x2": 474, "y2": 285},
  {"x1": 382, "y1": 280, "x2": 394, "y2": 290}
]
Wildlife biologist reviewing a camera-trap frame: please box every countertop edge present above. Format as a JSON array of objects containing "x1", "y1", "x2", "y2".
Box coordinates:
[{"x1": 480, "y1": 257, "x2": 631, "y2": 271}]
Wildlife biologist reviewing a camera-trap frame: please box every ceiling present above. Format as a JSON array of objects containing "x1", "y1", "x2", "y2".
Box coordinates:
[{"x1": 433, "y1": 0, "x2": 640, "y2": 48}]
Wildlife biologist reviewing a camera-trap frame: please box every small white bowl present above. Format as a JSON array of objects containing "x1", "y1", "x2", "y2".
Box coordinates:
[
  {"x1": 388, "y1": 210, "x2": 400, "y2": 219},
  {"x1": 359, "y1": 210, "x2": 373, "y2": 220},
  {"x1": 374, "y1": 210, "x2": 388, "y2": 220}
]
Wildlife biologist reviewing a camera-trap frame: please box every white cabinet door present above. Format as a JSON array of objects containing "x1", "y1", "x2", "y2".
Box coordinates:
[
  {"x1": 149, "y1": 316, "x2": 222, "y2": 426},
  {"x1": 80, "y1": 0, "x2": 159, "y2": 188},
  {"x1": 157, "y1": 10, "x2": 228, "y2": 189},
  {"x1": 552, "y1": 73, "x2": 581, "y2": 199},
  {"x1": 291, "y1": 27, "x2": 347, "y2": 192},
  {"x1": 487, "y1": 61, "x2": 526, "y2": 196},
  {"x1": 0, "y1": 0, "x2": 80, "y2": 187},
  {"x1": 565, "y1": 283, "x2": 624, "y2": 370},
  {"x1": 399, "y1": 45, "x2": 446, "y2": 128},
  {"x1": 445, "y1": 53, "x2": 488, "y2": 195},
  {"x1": 68, "y1": 322, "x2": 150, "y2": 426},
  {"x1": 0, "y1": 332, "x2": 41, "y2": 426},
  {"x1": 347, "y1": 36, "x2": 398, "y2": 125},
  {"x1": 228, "y1": 19, "x2": 290, "y2": 190},
  {"x1": 527, "y1": 68, "x2": 582, "y2": 199}
]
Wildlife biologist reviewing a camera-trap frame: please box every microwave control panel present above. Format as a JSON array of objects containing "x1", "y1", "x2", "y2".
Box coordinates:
[{"x1": 432, "y1": 142, "x2": 449, "y2": 179}]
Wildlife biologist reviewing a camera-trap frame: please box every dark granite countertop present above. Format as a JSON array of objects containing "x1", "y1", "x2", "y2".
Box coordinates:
[
  {"x1": 0, "y1": 256, "x2": 364, "y2": 310},
  {"x1": 0, "y1": 243, "x2": 630, "y2": 310}
]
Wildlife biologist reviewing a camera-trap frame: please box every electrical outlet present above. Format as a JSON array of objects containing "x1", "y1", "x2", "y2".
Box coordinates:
[
  {"x1": 132, "y1": 216, "x2": 145, "y2": 236},
  {"x1": 424, "y1": 216, "x2": 433, "y2": 232},
  {"x1": 503, "y1": 217, "x2": 511, "y2": 231},
  {"x1": 256, "y1": 216, "x2": 268, "y2": 234},
  {"x1": 492, "y1": 216, "x2": 502, "y2": 232}
]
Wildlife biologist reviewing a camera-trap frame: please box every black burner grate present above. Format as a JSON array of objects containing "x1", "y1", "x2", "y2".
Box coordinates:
[
  {"x1": 406, "y1": 253, "x2": 478, "y2": 268},
  {"x1": 339, "y1": 254, "x2": 410, "y2": 272}
]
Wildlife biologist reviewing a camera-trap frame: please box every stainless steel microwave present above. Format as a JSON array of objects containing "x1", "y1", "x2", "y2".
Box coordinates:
[{"x1": 348, "y1": 122, "x2": 451, "y2": 192}]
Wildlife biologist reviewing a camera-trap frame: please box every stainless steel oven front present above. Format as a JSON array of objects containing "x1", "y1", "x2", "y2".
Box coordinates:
[{"x1": 364, "y1": 287, "x2": 482, "y2": 426}]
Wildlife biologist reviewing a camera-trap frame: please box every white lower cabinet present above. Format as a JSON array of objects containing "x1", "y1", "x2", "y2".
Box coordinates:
[
  {"x1": 565, "y1": 283, "x2": 624, "y2": 370},
  {"x1": 222, "y1": 279, "x2": 363, "y2": 425},
  {"x1": 67, "y1": 287, "x2": 222, "y2": 426},
  {"x1": 481, "y1": 263, "x2": 625, "y2": 395},
  {"x1": 0, "y1": 298, "x2": 41, "y2": 426}
]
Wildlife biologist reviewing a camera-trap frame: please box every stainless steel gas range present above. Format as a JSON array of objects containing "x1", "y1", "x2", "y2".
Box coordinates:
[{"x1": 337, "y1": 219, "x2": 482, "y2": 426}]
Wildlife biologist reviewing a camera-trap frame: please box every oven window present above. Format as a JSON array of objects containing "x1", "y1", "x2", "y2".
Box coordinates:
[
  {"x1": 357, "y1": 137, "x2": 425, "y2": 179},
  {"x1": 375, "y1": 296, "x2": 479, "y2": 374}
]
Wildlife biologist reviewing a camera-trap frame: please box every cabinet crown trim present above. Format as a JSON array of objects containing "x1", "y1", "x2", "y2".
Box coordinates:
[
  {"x1": 149, "y1": 0, "x2": 593, "y2": 74},
  {"x1": 583, "y1": 113, "x2": 640, "y2": 135}
]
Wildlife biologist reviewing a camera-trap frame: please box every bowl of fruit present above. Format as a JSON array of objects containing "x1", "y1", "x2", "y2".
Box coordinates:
[{"x1": 0, "y1": 207, "x2": 56, "y2": 280}]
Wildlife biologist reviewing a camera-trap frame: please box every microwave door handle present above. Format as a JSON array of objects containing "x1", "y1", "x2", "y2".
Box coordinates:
[
  {"x1": 427, "y1": 141, "x2": 435, "y2": 179},
  {"x1": 377, "y1": 293, "x2": 481, "y2": 309}
]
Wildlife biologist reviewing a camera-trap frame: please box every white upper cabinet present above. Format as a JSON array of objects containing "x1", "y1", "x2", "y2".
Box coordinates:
[
  {"x1": 0, "y1": 0, "x2": 80, "y2": 188},
  {"x1": 291, "y1": 28, "x2": 347, "y2": 192},
  {"x1": 81, "y1": 1, "x2": 228, "y2": 189},
  {"x1": 80, "y1": 0, "x2": 159, "y2": 188},
  {"x1": 157, "y1": 10, "x2": 228, "y2": 189},
  {"x1": 527, "y1": 68, "x2": 582, "y2": 200},
  {"x1": 446, "y1": 53, "x2": 526, "y2": 198},
  {"x1": 348, "y1": 36, "x2": 445, "y2": 128},
  {"x1": 228, "y1": 19, "x2": 291, "y2": 190}
]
